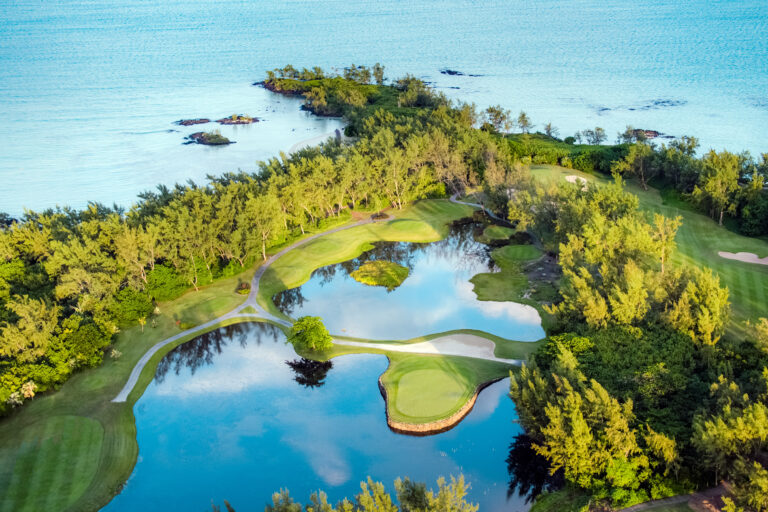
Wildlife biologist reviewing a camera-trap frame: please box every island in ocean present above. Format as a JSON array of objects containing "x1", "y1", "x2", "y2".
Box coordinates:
[{"x1": 1, "y1": 64, "x2": 767, "y2": 512}]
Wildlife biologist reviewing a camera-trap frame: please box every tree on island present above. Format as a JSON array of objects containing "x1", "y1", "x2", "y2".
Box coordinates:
[{"x1": 287, "y1": 316, "x2": 333, "y2": 352}]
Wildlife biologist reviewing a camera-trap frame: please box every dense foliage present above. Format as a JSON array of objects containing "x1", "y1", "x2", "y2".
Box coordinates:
[
  {"x1": 225, "y1": 474, "x2": 478, "y2": 512},
  {"x1": 507, "y1": 175, "x2": 768, "y2": 510}
]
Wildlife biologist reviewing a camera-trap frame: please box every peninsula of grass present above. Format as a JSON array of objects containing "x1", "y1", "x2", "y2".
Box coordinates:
[
  {"x1": 350, "y1": 260, "x2": 409, "y2": 291},
  {"x1": 470, "y1": 244, "x2": 542, "y2": 303},
  {"x1": 304, "y1": 329, "x2": 541, "y2": 428},
  {"x1": 480, "y1": 224, "x2": 515, "y2": 242}
]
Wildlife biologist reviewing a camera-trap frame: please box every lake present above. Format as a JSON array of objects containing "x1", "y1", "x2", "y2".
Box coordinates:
[
  {"x1": 2, "y1": 0, "x2": 767, "y2": 216},
  {"x1": 274, "y1": 222, "x2": 546, "y2": 341},
  {"x1": 102, "y1": 322, "x2": 548, "y2": 511}
]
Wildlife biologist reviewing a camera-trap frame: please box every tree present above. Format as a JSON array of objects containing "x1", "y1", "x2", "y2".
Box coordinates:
[
  {"x1": 373, "y1": 63, "x2": 385, "y2": 85},
  {"x1": 651, "y1": 213, "x2": 682, "y2": 274},
  {"x1": 0, "y1": 295, "x2": 60, "y2": 363},
  {"x1": 241, "y1": 190, "x2": 283, "y2": 261},
  {"x1": 517, "y1": 111, "x2": 532, "y2": 134},
  {"x1": 287, "y1": 316, "x2": 333, "y2": 352},
  {"x1": 483, "y1": 105, "x2": 512, "y2": 132},
  {"x1": 544, "y1": 122, "x2": 558, "y2": 138},
  {"x1": 693, "y1": 150, "x2": 741, "y2": 225},
  {"x1": 581, "y1": 127, "x2": 607, "y2": 145},
  {"x1": 611, "y1": 141, "x2": 655, "y2": 190}
]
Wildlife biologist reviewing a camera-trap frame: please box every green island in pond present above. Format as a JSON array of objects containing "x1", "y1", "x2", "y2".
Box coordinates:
[{"x1": 350, "y1": 260, "x2": 410, "y2": 291}]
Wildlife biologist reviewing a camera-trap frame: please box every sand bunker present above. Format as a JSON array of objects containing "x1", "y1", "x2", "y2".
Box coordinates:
[
  {"x1": 333, "y1": 333, "x2": 523, "y2": 364},
  {"x1": 718, "y1": 251, "x2": 768, "y2": 266},
  {"x1": 565, "y1": 175, "x2": 588, "y2": 190}
]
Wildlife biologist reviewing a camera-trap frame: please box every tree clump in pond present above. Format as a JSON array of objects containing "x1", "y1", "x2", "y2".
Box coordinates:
[
  {"x1": 186, "y1": 130, "x2": 232, "y2": 145},
  {"x1": 350, "y1": 261, "x2": 409, "y2": 291},
  {"x1": 287, "y1": 316, "x2": 333, "y2": 352}
]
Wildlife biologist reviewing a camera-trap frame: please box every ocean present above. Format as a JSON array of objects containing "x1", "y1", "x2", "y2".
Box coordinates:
[{"x1": 1, "y1": 0, "x2": 766, "y2": 216}]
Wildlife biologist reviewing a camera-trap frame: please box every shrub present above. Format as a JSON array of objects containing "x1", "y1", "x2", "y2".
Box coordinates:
[
  {"x1": 147, "y1": 263, "x2": 188, "y2": 301},
  {"x1": 287, "y1": 316, "x2": 333, "y2": 352},
  {"x1": 111, "y1": 287, "x2": 154, "y2": 325}
]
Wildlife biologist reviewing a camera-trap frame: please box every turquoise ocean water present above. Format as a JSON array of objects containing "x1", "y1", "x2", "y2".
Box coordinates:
[{"x1": 1, "y1": 0, "x2": 766, "y2": 216}]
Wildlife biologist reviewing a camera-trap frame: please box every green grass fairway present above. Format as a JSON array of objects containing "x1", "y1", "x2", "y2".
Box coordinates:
[
  {"x1": 531, "y1": 164, "x2": 768, "y2": 333},
  {"x1": 351, "y1": 260, "x2": 409, "y2": 290},
  {"x1": 257, "y1": 199, "x2": 474, "y2": 318},
  {"x1": 0, "y1": 415, "x2": 103, "y2": 512},
  {"x1": 313, "y1": 330, "x2": 542, "y2": 424}
]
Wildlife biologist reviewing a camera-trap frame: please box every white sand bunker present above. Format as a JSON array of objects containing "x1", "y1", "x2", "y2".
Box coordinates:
[
  {"x1": 333, "y1": 333, "x2": 523, "y2": 364},
  {"x1": 718, "y1": 251, "x2": 768, "y2": 266},
  {"x1": 565, "y1": 175, "x2": 588, "y2": 190}
]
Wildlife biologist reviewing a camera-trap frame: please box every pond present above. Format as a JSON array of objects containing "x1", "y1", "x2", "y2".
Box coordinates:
[
  {"x1": 103, "y1": 323, "x2": 554, "y2": 511},
  {"x1": 274, "y1": 223, "x2": 546, "y2": 342}
]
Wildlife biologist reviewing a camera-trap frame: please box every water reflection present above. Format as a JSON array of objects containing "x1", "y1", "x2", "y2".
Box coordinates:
[
  {"x1": 285, "y1": 358, "x2": 333, "y2": 388},
  {"x1": 506, "y1": 434, "x2": 564, "y2": 503},
  {"x1": 106, "y1": 323, "x2": 533, "y2": 511},
  {"x1": 275, "y1": 222, "x2": 545, "y2": 341},
  {"x1": 155, "y1": 322, "x2": 278, "y2": 382}
]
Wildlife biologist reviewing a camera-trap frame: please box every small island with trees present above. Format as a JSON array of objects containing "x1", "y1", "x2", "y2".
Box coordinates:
[
  {"x1": 185, "y1": 130, "x2": 233, "y2": 145},
  {"x1": 350, "y1": 261, "x2": 410, "y2": 291}
]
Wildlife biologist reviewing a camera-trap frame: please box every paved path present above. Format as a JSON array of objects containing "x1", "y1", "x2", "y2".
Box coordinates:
[{"x1": 112, "y1": 196, "x2": 518, "y2": 403}]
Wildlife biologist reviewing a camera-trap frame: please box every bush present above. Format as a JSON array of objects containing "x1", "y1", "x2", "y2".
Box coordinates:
[
  {"x1": 147, "y1": 263, "x2": 188, "y2": 301},
  {"x1": 235, "y1": 282, "x2": 251, "y2": 295},
  {"x1": 287, "y1": 316, "x2": 333, "y2": 352},
  {"x1": 111, "y1": 287, "x2": 154, "y2": 325}
]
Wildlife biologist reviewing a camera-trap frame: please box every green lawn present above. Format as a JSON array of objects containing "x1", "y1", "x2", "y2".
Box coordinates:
[
  {"x1": 531, "y1": 164, "x2": 768, "y2": 334},
  {"x1": 493, "y1": 244, "x2": 543, "y2": 264}
]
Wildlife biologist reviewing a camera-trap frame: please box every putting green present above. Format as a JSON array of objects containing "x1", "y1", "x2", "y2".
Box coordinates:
[{"x1": 395, "y1": 370, "x2": 467, "y2": 417}]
